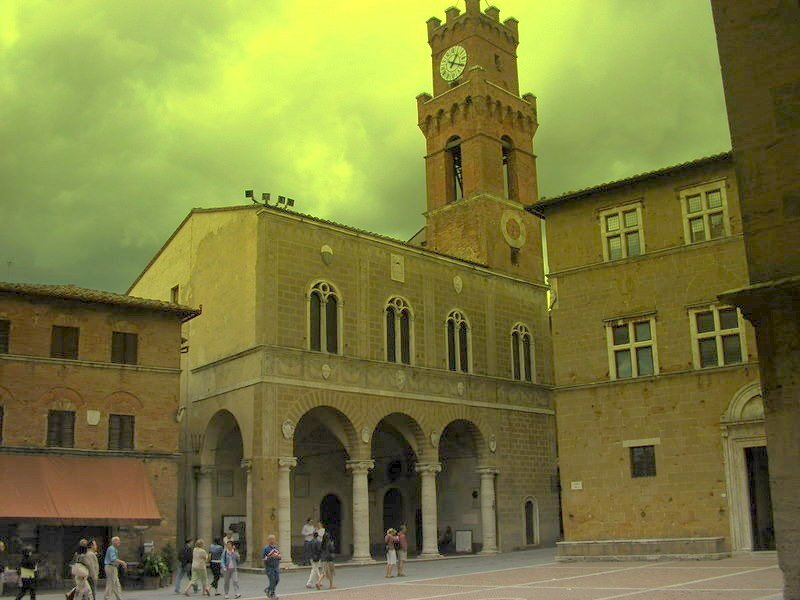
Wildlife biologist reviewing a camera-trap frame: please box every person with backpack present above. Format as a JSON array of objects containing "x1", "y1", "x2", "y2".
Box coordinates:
[
  {"x1": 208, "y1": 538, "x2": 224, "y2": 596},
  {"x1": 15, "y1": 547, "x2": 38, "y2": 600},
  {"x1": 305, "y1": 531, "x2": 322, "y2": 589},
  {"x1": 174, "y1": 539, "x2": 194, "y2": 594},
  {"x1": 315, "y1": 531, "x2": 335, "y2": 590}
]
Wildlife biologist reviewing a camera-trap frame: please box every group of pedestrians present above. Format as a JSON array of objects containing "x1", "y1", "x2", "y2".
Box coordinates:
[
  {"x1": 303, "y1": 526, "x2": 336, "y2": 591},
  {"x1": 383, "y1": 525, "x2": 408, "y2": 578},
  {"x1": 174, "y1": 537, "x2": 241, "y2": 600}
]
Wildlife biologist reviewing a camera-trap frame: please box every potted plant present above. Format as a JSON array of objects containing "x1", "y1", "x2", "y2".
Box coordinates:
[{"x1": 141, "y1": 553, "x2": 169, "y2": 589}]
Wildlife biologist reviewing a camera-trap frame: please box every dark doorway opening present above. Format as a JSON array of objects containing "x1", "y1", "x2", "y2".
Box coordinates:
[
  {"x1": 525, "y1": 500, "x2": 536, "y2": 545},
  {"x1": 383, "y1": 488, "x2": 403, "y2": 534},
  {"x1": 745, "y1": 446, "x2": 775, "y2": 551},
  {"x1": 320, "y1": 494, "x2": 342, "y2": 554}
]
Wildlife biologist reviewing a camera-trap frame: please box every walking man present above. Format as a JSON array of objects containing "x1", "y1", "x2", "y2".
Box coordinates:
[
  {"x1": 208, "y1": 538, "x2": 224, "y2": 596},
  {"x1": 261, "y1": 535, "x2": 281, "y2": 599},
  {"x1": 174, "y1": 539, "x2": 193, "y2": 594},
  {"x1": 103, "y1": 537, "x2": 127, "y2": 600},
  {"x1": 14, "y1": 547, "x2": 37, "y2": 600}
]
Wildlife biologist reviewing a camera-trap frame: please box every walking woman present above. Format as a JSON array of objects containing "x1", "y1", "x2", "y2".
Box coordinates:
[
  {"x1": 183, "y1": 539, "x2": 210, "y2": 596},
  {"x1": 220, "y1": 541, "x2": 241, "y2": 600},
  {"x1": 384, "y1": 528, "x2": 399, "y2": 578},
  {"x1": 316, "y1": 531, "x2": 335, "y2": 590}
]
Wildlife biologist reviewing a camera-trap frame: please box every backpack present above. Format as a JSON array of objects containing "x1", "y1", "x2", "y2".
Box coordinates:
[{"x1": 181, "y1": 545, "x2": 193, "y2": 567}]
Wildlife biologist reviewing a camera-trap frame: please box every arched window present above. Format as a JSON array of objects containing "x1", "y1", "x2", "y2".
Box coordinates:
[
  {"x1": 501, "y1": 136, "x2": 516, "y2": 200},
  {"x1": 386, "y1": 297, "x2": 413, "y2": 364},
  {"x1": 446, "y1": 310, "x2": 471, "y2": 373},
  {"x1": 446, "y1": 136, "x2": 463, "y2": 203},
  {"x1": 308, "y1": 281, "x2": 340, "y2": 354},
  {"x1": 511, "y1": 323, "x2": 533, "y2": 382}
]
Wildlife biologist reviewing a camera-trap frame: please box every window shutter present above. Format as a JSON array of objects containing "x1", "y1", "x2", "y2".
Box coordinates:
[
  {"x1": 63, "y1": 411, "x2": 75, "y2": 447},
  {"x1": 111, "y1": 332, "x2": 125, "y2": 363}
]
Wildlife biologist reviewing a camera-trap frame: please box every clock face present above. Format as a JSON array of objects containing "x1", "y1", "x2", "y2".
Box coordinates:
[{"x1": 440, "y1": 45, "x2": 467, "y2": 82}]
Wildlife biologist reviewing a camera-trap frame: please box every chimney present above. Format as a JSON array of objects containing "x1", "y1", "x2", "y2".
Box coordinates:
[
  {"x1": 485, "y1": 6, "x2": 500, "y2": 21},
  {"x1": 445, "y1": 6, "x2": 460, "y2": 22}
]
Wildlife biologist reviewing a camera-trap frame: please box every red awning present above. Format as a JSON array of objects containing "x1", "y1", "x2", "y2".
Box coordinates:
[{"x1": 0, "y1": 454, "x2": 162, "y2": 525}]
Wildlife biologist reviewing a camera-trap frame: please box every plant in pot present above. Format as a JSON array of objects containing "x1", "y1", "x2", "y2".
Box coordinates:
[{"x1": 141, "y1": 553, "x2": 169, "y2": 589}]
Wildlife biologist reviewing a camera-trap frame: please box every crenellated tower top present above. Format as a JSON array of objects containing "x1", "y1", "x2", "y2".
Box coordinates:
[{"x1": 416, "y1": 2, "x2": 544, "y2": 282}]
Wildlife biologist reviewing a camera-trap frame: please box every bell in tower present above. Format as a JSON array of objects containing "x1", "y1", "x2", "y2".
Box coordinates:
[{"x1": 416, "y1": 0, "x2": 544, "y2": 282}]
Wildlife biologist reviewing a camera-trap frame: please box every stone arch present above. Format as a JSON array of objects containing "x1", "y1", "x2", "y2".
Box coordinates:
[
  {"x1": 0, "y1": 385, "x2": 14, "y2": 403},
  {"x1": 367, "y1": 411, "x2": 427, "y2": 461},
  {"x1": 292, "y1": 404, "x2": 358, "y2": 459},
  {"x1": 40, "y1": 386, "x2": 83, "y2": 410},
  {"x1": 282, "y1": 391, "x2": 361, "y2": 458},
  {"x1": 723, "y1": 381, "x2": 763, "y2": 423},
  {"x1": 102, "y1": 390, "x2": 144, "y2": 412},
  {"x1": 201, "y1": 409, "x2": 244, "y2": 466},
  {"x1": 436, "y1": 416, "x2": 489, "y2": 463}
]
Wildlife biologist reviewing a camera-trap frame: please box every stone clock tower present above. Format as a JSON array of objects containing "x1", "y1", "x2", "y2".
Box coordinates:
[{"x1": 417, "y1": 0, "x2": 543, "y2": 281}]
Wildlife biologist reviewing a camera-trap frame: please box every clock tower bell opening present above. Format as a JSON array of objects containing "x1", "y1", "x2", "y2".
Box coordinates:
[{"x1": 417, "y1": 1, "x2": 544, "y2": 282}]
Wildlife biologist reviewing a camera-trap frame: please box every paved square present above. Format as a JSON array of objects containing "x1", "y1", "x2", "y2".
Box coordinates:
[{"x1": 34, "y1": 549, "x2": 781, "y2": 600}]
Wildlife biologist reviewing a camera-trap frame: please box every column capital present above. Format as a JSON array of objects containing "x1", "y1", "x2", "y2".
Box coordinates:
[
  {"x1": 476, "y1": 466, "x2": 500, "y2": 476},
  {"x1": 196, "y1": 465, "x2": 216, "y2": 477},
  {"x1": 240, "y1": 459, "x2": 253, "y2": 471},
  {"x1": 346, "y1": 459, "x2": 375, "y2": 474},
  {"x1": 415, "y1": 462, "x2": 442, "y2": 475},
  {"x1": 278, "y1": 456, "x2": 297, "y2": 471}
]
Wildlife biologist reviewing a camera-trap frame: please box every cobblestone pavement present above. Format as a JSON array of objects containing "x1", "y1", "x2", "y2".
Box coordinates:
[{"x1": 34, "y1": 548, "x2": 782, "y2": 600}]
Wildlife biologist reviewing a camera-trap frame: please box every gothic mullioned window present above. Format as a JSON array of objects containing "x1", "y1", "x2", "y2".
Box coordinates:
[
  {"x1": 511, "y1": 323, "x2": 533, "y2": 381},
  {"x1": 308, "y1": 281, "x2": 341, "y2": 354},
  {"x1": 386, "y1": 297, "x2": 413, "y2": 365},
  {"x1": 446, "y1": 310, "x2": 471, "y2": 373}
]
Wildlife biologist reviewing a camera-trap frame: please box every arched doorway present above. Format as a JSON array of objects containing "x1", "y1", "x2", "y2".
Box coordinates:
[
  {"x1": 722, "y1": 383, "x2": 776, "y2": 551},
  {"x1": 383, "y1": 488, "x2": 404, "y2": 533},
  {"x1": 293, "y1": 406, "x2": 355, "y2": 560},
  {"x1": 370, "y1": 413, "x2": 423, "y2": 558},
  {"x1": 438, "y1": 420, "x2": 482, "y2": 553},
  {"x1": 524, "y1": 498, "x2": 539, "y2": 546},
  {"x1": 200, "y1": 410, "x2": 246, "y2": 554},
  {"x1": 320, "y1": 494, "x2": 343, "y2": 554}
]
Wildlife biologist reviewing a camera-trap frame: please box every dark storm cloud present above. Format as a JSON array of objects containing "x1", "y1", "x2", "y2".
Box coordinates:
[{"x1": 0, "y1": 1, "x2": 729, "y2": 292}]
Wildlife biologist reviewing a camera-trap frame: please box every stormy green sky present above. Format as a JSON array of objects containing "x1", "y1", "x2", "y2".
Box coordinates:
[{"x1": 0, "y1": 0, "x2": 730, "y2": 293}]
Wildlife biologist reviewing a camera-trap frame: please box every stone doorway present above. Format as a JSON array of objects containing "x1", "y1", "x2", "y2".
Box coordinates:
[
  {"x1": 722, "y1": 382, "x2": 776, "y2": 552},
  {"x1": 745, "y1": 446, "x2": 775, "y2": 550}
]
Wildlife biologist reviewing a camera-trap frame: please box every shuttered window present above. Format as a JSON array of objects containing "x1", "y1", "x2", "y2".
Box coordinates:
[
  {"x1": 47, "y1": 410, "x2": 75, "y2": 447},
  {"x1": 51, "y1": 326, "x2": 79, "y2": 359},
  {"x1": 111, "y1": 332, "x2": 138, "y2": 365},
  {"x1": 108, "y1": 414, "x2": 135, "y2": 450},
  {"x1": 0, "y1": 319, "x2": 9, "y2": 353},
  {"x1": 0, "y1": 405, "x2": 4, "y2": 444}
]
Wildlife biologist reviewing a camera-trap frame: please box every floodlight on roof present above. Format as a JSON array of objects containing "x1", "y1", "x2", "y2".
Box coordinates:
[
  {"x1": 277, "y1": 195, "x2": 286, "y2": 205},
  {"x1": 245, "y1": 189, "x2": 254, "y2": 200},
  {"x1": 262, "y1": 192, "x2": 270, "y2": 203},
  {"x1": 286, "y1": 198, "x2": 295, "y2": 207}
]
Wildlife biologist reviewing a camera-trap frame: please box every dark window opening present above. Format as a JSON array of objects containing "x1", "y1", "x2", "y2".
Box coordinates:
[
  {"x1": 501, "y1": 136, "x2": 516, "y2": 200},
  {"x1": 108, "y1": 414, "x2": 135, "y2": 451},
  {"x1": 170, "y1": 285, "x2": 179, "y2": 303},
  {"x1": 746, "y1": 446, "x2": 775, "y2": 551},
  {"x1": 111, "y1": 332, "x2": 138, "y2": 365},
  {"x1": 0, "y1": 405, "x2": 4, "y2": 444},
  {"x1": 47, "y1": 410, "x2": 75, "y2": 448},
  {"x1": 0, "y1": 319, "x2": 9, "y2": 353},
  {"x1": 446, "y1": 137, "x2": 463, "y2": 203},
  {"x1": 386, "y1": 307, "x2": 396, "y2": 363},
  {"x1": 447, "y1": 320, "x2": 457, "y2": 371},
  {"x1": 522, "y1": 335, "x2": 532, "y2": 381},
  {"x1": 399, "y1": 310, "x2": 411, "y2": 365},
  {"x1": 630, "y1": 445, "x2": 656, "y2": 478},
  {"x1": 310, "y1": 292, "x2": 322, "y2": 351},
  {"x1": 326, "y1": 296, "x2": 338, "y2": 354},
  {"x1": 458, "y1": 321, "x2": 469, "y2": 373},
  {"x1": 51, "y1": 326, "x2": 79, "y2": 360}
]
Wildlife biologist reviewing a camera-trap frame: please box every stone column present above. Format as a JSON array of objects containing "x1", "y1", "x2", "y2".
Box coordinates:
[
  {"x1": 477, "y1": 466, "x2": 500, "y2": 554},
  {"x1": 277, "y1": 457, "x2": 297, "y2": 567},
  {"x1": 415, "y1": 462, "x2": 442, "y2": 559},
  {"x1": 240, "y1": 459, "x2": 253, "y2": 565},
  {"x1": 196, "y1": 465, "x2": 215, "y2": 545},
  {"x1": 346, "y1": 459, "x2": 375, "y2": 563}
]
